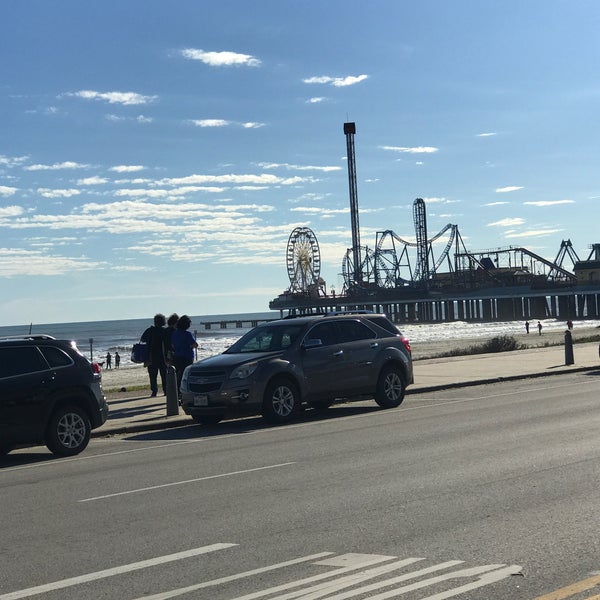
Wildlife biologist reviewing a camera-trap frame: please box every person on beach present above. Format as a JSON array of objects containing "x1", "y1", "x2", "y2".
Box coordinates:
[
  {"x1": 567, "y1": 320, "x2": 573, "y2": 330},
  {"x1": 141, "y1": 313, "x2": 168, "y2": 397},
  {"x1": 114, "y1": 351, "x2": 120, "y2": 368},
  {"x1": 105, "y1": 352, "x2": 112, "y2": 369},
  {"x1": 537, "y1": 320, "x2": 542, "y2": 335},
  {"x1": 164, "y1": 313, "x2": 179, "y2": 366},
  {"x1": 525, "y1": 321, "x2": 530, "y2": 334},
  {"x1": 171, "y1": 314, "x2": 198, "y2": 394}
]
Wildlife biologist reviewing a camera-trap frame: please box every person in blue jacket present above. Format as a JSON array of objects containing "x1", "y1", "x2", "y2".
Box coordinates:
[{"x1": 171, "y1": 315, "x2": 198, "y2": 393}]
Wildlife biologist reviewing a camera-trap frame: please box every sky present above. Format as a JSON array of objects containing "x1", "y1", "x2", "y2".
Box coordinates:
[{"x1": 1, "y1": 0, "x2": 599, "y2": 326}]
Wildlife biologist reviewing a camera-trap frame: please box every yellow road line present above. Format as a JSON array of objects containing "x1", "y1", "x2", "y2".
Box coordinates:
[{"x1": 531, "y1": 574, "x2": 600, "y2": 600}]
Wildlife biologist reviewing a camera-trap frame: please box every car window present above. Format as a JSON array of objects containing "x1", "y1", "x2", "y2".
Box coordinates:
[
  {"x1": 365, "y1": 316, "x2": 400, "y2": 336},
  {"x1": 305, "y1": 322, "x2": 337, "y2": 347},
  {"x1": 0, "y1": 346, "x2": 49, "y2": 378},
  {"x1": 227, "y1": 324, "x2": 303, "y2": 353},
  {"x1": 39, "y1": 345, "x2": 74, "y2": 368},
  {"x1": 335, "y1": 320, "x2": 376, "y2": 342}
]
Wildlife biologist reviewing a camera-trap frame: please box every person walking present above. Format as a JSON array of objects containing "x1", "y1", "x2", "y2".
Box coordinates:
[
  {"x1": 537, "y1": 320, "x2": 543, "y2": 335},
  {"x1": 141, "y1": 313, "x2": 168, "y2": 397},
  {"x1": 105, "y1": 352, "x2": 112, "y2": 369},
  {"x1": 114, "y1": 351, "x2": 120, "y2": 368},
  {"x1": 525, "y1": 321, "x2": 530, "y2": 334},
  {"x1": 171, "y1": 315, "x2": 198, "y2": 394}
]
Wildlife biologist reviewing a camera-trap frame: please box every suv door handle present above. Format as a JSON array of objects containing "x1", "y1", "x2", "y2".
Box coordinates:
[
  {"x1": 332, "y1": 350, "x2": 344, "y2": 357},
  {"x1": 370, "y1": 343, "x2": 379, "y2": 348}
]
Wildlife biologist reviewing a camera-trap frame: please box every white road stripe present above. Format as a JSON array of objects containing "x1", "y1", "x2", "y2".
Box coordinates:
[
  {"x1": 78, "y1": 462, "x2": 296, "y2": 502},
  {"x1": 265, "y1": 560, "x2": 463, "y2": 600},
  {"x1": 319, "y1": 564, "x2": 516, "y2": 600},
  {"x1": 0, "y1": 543, "x2": 237, "y2": 600},
  {"x1": 228, "y1": 557, "x2": 428, "y2": 600},
  {"x1": 131, "y1": 552, "x2": 336, "y2": 600}
]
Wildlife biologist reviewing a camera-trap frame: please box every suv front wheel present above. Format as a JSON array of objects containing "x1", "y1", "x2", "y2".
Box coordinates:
[
  {"x1": 375, "y1": 364, "x2": 405, "y2": 409},
  {"x1": 262, "y1": 378, "x2": 300, "y2": 424},
  {"x1": 45, "y1": 404, "x2": 91, "y2": 456}
]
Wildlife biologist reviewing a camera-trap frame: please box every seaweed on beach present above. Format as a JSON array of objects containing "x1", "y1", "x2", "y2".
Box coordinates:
[{"x1": 447, "y1": 335, "x2": 523, "y2": 357}]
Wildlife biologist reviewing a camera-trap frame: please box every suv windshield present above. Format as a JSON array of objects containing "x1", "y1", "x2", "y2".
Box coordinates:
[{"x1": 226, "y1": 323, "x2": 304, "y2": 353}]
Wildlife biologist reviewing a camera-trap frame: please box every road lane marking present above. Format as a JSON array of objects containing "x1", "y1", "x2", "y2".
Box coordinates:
[
  {"x1": 530, "y1": 573, "x2": 600, "y2": 599},
  {"x1": 132, "y1": 552, "x2": 338, "y2": 600},
  {"x1": 78, "y1": 462, "x2": 296, "y2": 502},
  {"x1": 0, "y1": 543, "x2": 237, "y2": 600}
]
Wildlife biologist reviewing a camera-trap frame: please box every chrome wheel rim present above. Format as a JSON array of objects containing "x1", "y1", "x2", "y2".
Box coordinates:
[
  {"x1": 272, "y1": 386, "x2": 294, "y2": 416},
  {"x1": 57, "y1": 412, "x2": 87, "y2": 449},
  {"x1": 384, "y1": 373, "x2": 402, "y2": 401}
]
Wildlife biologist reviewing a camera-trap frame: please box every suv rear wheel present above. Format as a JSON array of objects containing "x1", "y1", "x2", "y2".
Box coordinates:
[
  {"x1": 45, "y1": 404, "x2": 91, "y2": 456},
  {"x1": 375, "y1": 364, "x2": 405, "y2": 408},
  {"x1": 262, "y1": 378, "x2": 300, "y2": 424}
]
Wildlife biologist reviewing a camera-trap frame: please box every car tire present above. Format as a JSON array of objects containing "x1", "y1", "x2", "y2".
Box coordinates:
[
  {"x1": 45, "y1": 404, "x2": 91, "y2": 457},
  {"x1": 374, "y1": 364, "x2": 405, "y2": 408},
  {"x1": 191, "y1": 415, "x2": 222, "y2": 426},
  {"x1": 262, "y1": 378, "x2": 300, "y2": 424}
]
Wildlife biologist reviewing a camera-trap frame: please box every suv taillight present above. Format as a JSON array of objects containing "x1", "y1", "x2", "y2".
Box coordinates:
[
  {"x1": 401, "y1": 337, "x2": 411, "y2": 353},
  {"x1": 92, "y1": 362, "x2": 102, "y2": 374}
]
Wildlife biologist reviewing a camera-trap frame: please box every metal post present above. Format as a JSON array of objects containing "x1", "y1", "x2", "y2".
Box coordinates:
[
  {"x1": 89, "y1": 338, "x2": 94, "y2": 362},
  {"x1": 165, "y1": 365, "x2": 179, "y2": 416},
  {"x1": 564, "y1": 330, "x2": 574, "y2": 365}
]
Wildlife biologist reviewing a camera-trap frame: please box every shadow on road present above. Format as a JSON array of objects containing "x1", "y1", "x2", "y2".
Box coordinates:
[{"x1": 125, "y1": 403, "x2": 383, "y2": 443}]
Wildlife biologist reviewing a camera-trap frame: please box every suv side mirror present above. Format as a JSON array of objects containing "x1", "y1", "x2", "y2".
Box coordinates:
[{"x1": 302, "y1": 338, "x2": 323, "y2": 350}]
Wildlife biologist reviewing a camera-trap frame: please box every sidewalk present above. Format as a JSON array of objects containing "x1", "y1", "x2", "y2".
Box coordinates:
[{"x1": 94, "y1": 341, "x2": 600, "y2": 437}]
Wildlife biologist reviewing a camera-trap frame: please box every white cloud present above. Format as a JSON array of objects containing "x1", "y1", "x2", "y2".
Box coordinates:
[
  {"x1": 0, "y1": 185, "x2": 18, "y2": 196},
  {"x1": 303, "y1": 74, "x2": 368, "y2": 87},
  {"x1": 156, "y1": 173, "x2": 312, "y2": 186},
  {"x1": 242, "y1": 122, "x2": 265, "y2": 129},
  {"x1": 77, "y1": 176, "x2": 108, "y2": 185},
  {"x1": 136, "y1": 115, "x2": 153, "y2": 123},
  {"x1": 496, "y1": 186, "x2": 523, "y2": 193},
  {"x1": 505, "y1": 228, "x2": 563, "y2": 238},
  {"x1": 258, "y1": 162, "x2": 341, "y2": 172},
  {"x1": 0, "y1": 155, "x2": 29, "y2": 167},
  {"x1": 110, "y1": 165, "x2": 145, "y2": 173},
  {"x1": 25, "y1": 161, "x2": 89, "y2": 171},
  {"x1": 37, "y1": 188, "x2": 81, "y2": 198},
  {"x1": 380, "y1": 145, "x2": 439, "y2": 154},
  {"x1": 487, "y1": 218, "x2": 526, "y2": 227},
  {"x1": 477, "y1": 132, "x2": 497, "y2": 137},
  {"x1": 524, "y1": 200, "x2": 574, "y2": 206},
  {"x1": 307, "y1": 97, "x2": 326, "y2": 103},
  {"x1": 0, "y1": 248, "x2": 103, "y2": 276},
  {"x1": 67, "y1": 90, "x2": 157, "y2": 105},
  {"x1": 0, "y1": 206, "x2": 23, "y2": 216},
  {"x1": 190, "y1": 119, "x2": 230, "y2": 128},
  {"x1": 181, "y1": 48, "x2": 261, "y2": 67},
  {"x1": 484, "y1": 201, "x2": 510, "y2": 206}
]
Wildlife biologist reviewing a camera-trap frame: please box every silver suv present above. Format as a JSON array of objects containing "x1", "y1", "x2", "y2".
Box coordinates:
[{"x1": 180, "y1": 313, "x2": 413, "y2": 425}]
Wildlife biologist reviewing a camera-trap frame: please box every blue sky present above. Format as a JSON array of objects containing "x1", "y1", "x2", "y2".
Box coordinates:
[{"x1": 1, "y1": 0, "x2": 599, "y2": 326}]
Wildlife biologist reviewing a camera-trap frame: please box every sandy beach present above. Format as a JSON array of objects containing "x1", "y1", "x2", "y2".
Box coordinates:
[{"x1": 100, "y1": 324, "x2": 600, "y2": 395}]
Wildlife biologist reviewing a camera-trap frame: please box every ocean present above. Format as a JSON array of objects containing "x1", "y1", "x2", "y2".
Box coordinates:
[{"x1": 1, "y1": 312, "x2": 598, "y2": 368}]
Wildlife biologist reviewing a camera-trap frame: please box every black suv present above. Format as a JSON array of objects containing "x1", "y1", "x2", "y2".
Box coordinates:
[
  {"x1": 0, "y1": 335, "x2": 108, "y2": 457},
  {"x1": 180, "y1": 313, "x2": 413, "y2": 425}
]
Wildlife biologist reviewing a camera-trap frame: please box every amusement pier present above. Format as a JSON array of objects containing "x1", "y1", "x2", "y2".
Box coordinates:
[{"x1": 269, "y1": 122, "x2": 600, "y2": 324}]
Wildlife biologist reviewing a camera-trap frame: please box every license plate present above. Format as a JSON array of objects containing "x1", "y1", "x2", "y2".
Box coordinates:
[{"x1": 193, "y1": 394, "x2": 208, "y2": 406}]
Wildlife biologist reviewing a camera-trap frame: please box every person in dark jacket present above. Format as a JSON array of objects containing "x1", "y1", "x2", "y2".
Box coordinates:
[
  {"x1": 171, "y1": 314, "x2": 198, "y2": 393},
  {"x1": 141, "y1": 313, "x2": 167, "y2": 397},
  {"x1": 164, "y1": 313, "x2": 179, "y2": 366}
]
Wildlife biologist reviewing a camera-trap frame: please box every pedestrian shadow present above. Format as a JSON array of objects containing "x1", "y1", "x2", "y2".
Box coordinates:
[{"x1": 124, "y1": 403, "x2": 382, "y2": 442}]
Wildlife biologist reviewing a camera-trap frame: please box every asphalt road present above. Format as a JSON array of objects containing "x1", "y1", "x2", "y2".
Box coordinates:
[{"x1": 1, "y1": 371, "x2": 600, "y2": 600}]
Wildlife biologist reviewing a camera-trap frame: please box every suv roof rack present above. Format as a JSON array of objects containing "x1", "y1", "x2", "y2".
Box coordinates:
[{"x1": 0, "y1": 334, "x2": 57, "y2": 341}]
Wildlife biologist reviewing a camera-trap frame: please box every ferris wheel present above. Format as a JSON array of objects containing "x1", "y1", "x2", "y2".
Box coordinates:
[{"x1": 286, "y1": 227, "x2": 321, "y2": 293}]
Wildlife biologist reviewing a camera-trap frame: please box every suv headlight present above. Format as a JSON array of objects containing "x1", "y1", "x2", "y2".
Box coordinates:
[
  {"x1": 180, "y1": 365, "x2": 191, "y2": 391},
  {"x1": 230, "y1": 361, "x2": 258, "y2": 380}
]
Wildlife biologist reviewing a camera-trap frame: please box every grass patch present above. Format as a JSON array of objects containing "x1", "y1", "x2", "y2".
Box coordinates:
[{"x1": 445, "y1": 335, "x2": 524, "y2": 357}]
